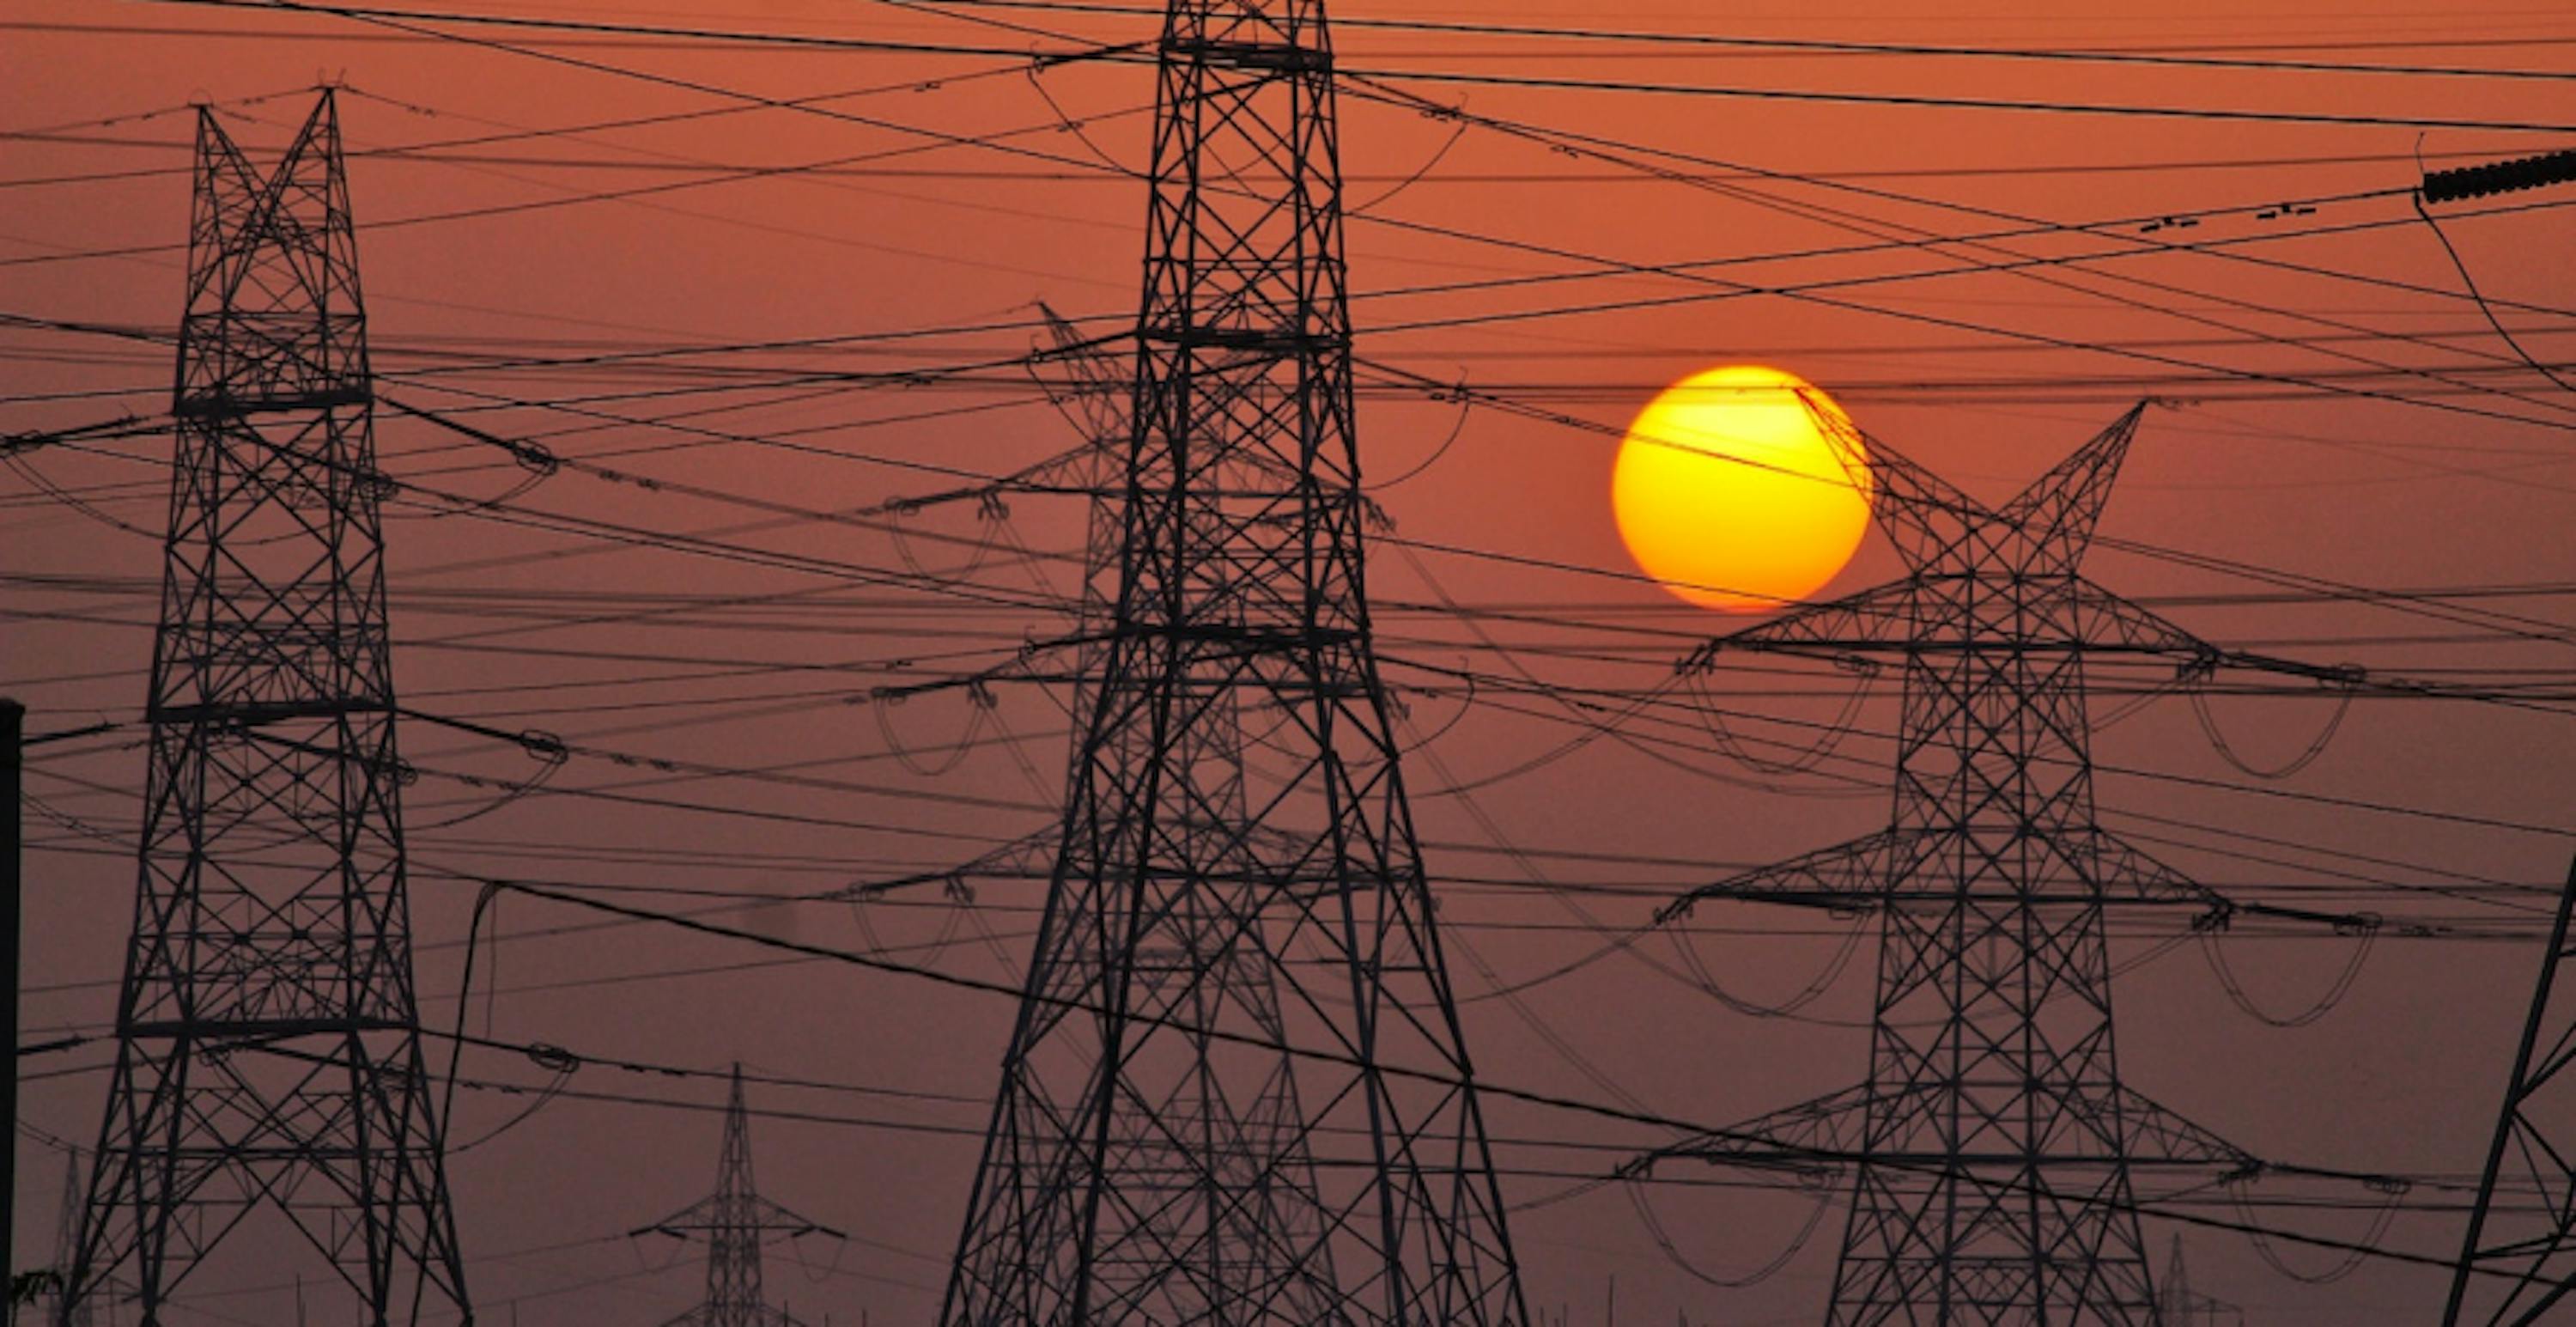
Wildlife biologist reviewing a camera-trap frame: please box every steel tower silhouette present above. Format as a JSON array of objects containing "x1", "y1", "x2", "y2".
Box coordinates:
[
  {"x1": 2156, "y1": 1236, "x2": 2240, "y2": 1325},
  {"x1": 939, "y1": 2, "x2": 1528, "y2": 1321},
  {"x1": 1028, "y1": 303, "x2": 1348, "y2": 1316},
  {"x1": 42, "y1": 1152, "x2": 98, "y2": 1327},
  {"x1": 1637, "y1": 403, "x2": 2346, "y2": 1324},
  {"x1": 885, "y1": 308, "x2": 1354, "y2": 1315},
  {"x1": 2446, "y1": 855, "x2": 2576, "y2": 1327},
  {"x1": 61, "y1": 90, "x2": 471, "y2": 1325},
  {"x1": 633, "y1": 1066, "x2": 839, "y2": 1327}
]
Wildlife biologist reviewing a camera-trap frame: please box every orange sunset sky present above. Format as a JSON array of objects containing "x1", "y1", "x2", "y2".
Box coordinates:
[{"x1": 7, "y1": 3, "x2": 2576, "y2": 1322}]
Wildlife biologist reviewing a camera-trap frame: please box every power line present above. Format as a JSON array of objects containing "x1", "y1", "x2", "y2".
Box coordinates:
[
  {"x1": 113, "y1": 0, "x2": 2576, "y2": 132},
  {"x1": 910, "y1": 0, "x2": 2576, "y2": 84},
  {"x1": 453, "y1": 880, "x2": 2500, "y2": 1281}
]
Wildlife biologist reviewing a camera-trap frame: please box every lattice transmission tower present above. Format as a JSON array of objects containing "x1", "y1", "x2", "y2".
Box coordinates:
[
  {"x1": 60, "y1": 89, "x2": 471, "y2": 1325},
  {"x1": 632, "y1": 1066, "x2": 841, "y2": 1327},
  {"x1": 939, "y1": 2, "x2": 1528, "y2": 1321},
  {"x1": 1635, "y1": 403, "x2": 2356, "y2": 1324},
  {"x1": 2445, "y1": 855, "x2": 2576, "y2": 1326},
  {"x1": 40, "y1": 1152, "x2": 100, "y2": 1327},
  {"x1": 872, "y1": 309, "x2": 1353, "y2": 1313},
  {"x1": 2155, "y1": 1236, "x2": 2241, "y2": 1325}
]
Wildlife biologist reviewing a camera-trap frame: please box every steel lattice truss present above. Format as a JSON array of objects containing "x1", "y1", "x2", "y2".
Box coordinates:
[
  {"x1": 40, "y1": 1154, "x2": 96, "y2": 1327},
  {"x1": 939, "y1": 3, "x2": 1528, "y2": 1323},
  {"x1": 1643, "y1": 405, "x2": 2282, "y2": 1325},
  {"x1": 634, "y1": 1067, "x2": 839, "y2": 1327},
  {"x1": 2158, "y1": 1236, "x2": 2242, "y2": 1325},
  {"x1": 62, "y1": 91, "x2": 471, "y2": 1325},
  {"x1": 2446, "y1": 857, "x2": 2576, "y2": 1327},
  {"x1": 1028, "y1": 304, "x2": 1349, "y2": 1315}
]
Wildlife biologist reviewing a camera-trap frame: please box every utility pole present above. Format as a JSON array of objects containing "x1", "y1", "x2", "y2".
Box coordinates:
[
  {"x1": 3, "y1": 697, "x2": 20, "y2": 1299},
  {"x1": 2446, "y1": 855, "x2": 2576, "y2": 1326},
  {"x1": 632, "y1": 1065, "x2": 841, "y2": 1327},
  {"x1": 58, "y1": 90, "x2": 471, "y2": 1325},
  {"x1": 939, "y1": 1, "x2": 1528, "y2": 1321},
  {"x1": 1632, "y1": 404, "x2": 2362, "y2": 1322}
]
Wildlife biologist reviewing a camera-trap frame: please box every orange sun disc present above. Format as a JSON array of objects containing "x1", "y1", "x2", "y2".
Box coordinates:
[{"x1": 1610, "y1": 364, "x2": 1873, "y2": 613}]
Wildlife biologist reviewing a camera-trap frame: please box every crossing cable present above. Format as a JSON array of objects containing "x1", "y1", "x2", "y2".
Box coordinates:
[
  {"x1": 1342, "y1": 185, "x2": 2576, "y2": 447},
  {"x1": 19, "y1": 18, "x2": 2575, "y2": 393},
  {"x1": 130, "y1": 0, "x2": 2576, "y2": 134},
  {"x1": 15, "y1": 19, "x2": 2576, "y2": 510},
  {"x1": 0, "y1": 23, "x2": 1159, "y2": 275},
  {"x1": 0, "y1": 64, "x2": 1042, "y2": 184},
  {"x1": 0, "y1": 307, "x2": 1111, "y2": 498},
  {"x1": 0, "y1": 103, "x2": 1158, "y2": 276},
  {"x1": 154, "y1": 0, "x2": 1154, "y2": 173},
  {"x1": 460, "y1": 878, "x2": 2498, "y2": 1277},
  {"x1": 1, "y1": 322, "x2": 1125, "y2": 597},
  {"x1": 10, "y1": 148, "x2": 2565, "y2": 447},
  {"x1": 2416, "y1": 151, "x2": 2576, "y2": 399},
  {"x1": 1339, "y1": 118, "x2": 2573, "y2": 327},
  {"x1": 1331, "y1": 368, "x2": 2576, "y2": 659},
  {"x1": 1336, "y1": 126, "x2": 2576, "y2": 433},
  {"x1": 1394, "y1": 652, "x2": 2573, "y2": 842},
  {"x1": 906, "y1": 1, "x2": 2576, "y2": 85},
  {"x1": 1, "y1": 400, "x2": 1080, "y2": 624},
  {"x1": 1321, "y1": 68, "x2": 2576, "y2": 428}
]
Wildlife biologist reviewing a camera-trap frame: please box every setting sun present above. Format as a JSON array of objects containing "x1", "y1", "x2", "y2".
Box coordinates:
[{"x1": 1610, "y1": 365, "x2": 1873, "y2": 613}]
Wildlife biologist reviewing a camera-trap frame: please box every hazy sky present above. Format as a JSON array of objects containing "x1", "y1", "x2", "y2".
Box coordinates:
[{"x1": 8, "y1": 3, "x2": 2576, "y2": 1323}]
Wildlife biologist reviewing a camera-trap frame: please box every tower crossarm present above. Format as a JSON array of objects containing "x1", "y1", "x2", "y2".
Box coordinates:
[
  {"x1": 1654, "y1": 825, "x2": 2332, "y2": 929},
  {"x1": 752, "y1": 1196, "x2": 845, "y2": 1247},
  {"x1": 1031, "y1": 301, "x2": 1128, "y2": 454},
  {"x1": 3, "y1": 414, "x2": 160, "y2": 456},
  {"x1": 2060, "y1": 577, "x2": 2365, "y2": 691},
  {"x1": 886, "y1": 306, "x2": 1405, "y2": 531},
  {"x1": 2097, "y1": 1083, "x2": 2263, "y2": 1177},
  {"x1": 950, "y1": 827, "x2": 1060, "y2": 886},
  {"x1": 657, "y1": 1304, "x2": 812, "y2": 1327},
  {"x1": 1622, "y1": 1080, "x2": 2259, "y2": 1194},
  {"x1": 1684, "y1": 576, "x2": 2214, "y2": 671},
  {"x1": 1677, "y1": 582, "x2": 1926, "y2": 673},
  {"x1": 1656, "y1": 831, "x2": 1909, "y2": 924},
  {"x1": 633, "y1": 1195, "x2": 844, "y2": 1244},
  {"x1": 1619, "y1": 1085, "x2": 1872, "y2": 1180},
  {"x1": 2067, "y1": 577, "x2": 2217, "y2": 660},
  {"x1": 2069, "y1": 825, "x2": 2376, "y2": 931}
]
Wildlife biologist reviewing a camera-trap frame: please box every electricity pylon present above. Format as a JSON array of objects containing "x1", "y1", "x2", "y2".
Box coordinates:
[
  {"x1": 2445, "y1": 854, "x2": 2576, "y2": 1326},
  {"x1": 2156, "y1": 1236, "x2": 2240, "y2": 1325},
  {"x1": 44, "y1": 1152, "x2": 97, "y2": 1327},
  {"x1": 939, "y1": 1, "x2": 1528, "y2": 1322},
  {"x1": 1024, "y1": 302, "x2": 1348, "y2": 1313},
  {"x1": 1637, "y1": 403, "x2": 2355, "y2": 1324},
  {"x1": 633, "y1": 1066, "x2": 841, "y2": 1327},
  {"x1": 877, "y1": 307, "x2": 1356, "y2": 1312},
  {"x1": 61, "y1": 89, "x2": 471, "y2": 1325}
]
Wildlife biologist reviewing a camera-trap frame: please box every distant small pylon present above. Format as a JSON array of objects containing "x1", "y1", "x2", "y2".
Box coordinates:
[
  {"x1": 633, "y1": 1065, "x2": 843, "y2": 1327},
  {"x1": 42, "y1": 1151, "x2": 97, "y2": 1327},
  {"x1": 2159, "y1": 1235, "x2": 2243, "y2": 1325}
]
